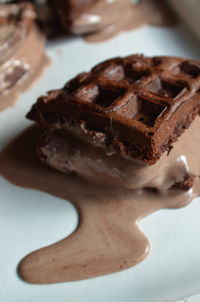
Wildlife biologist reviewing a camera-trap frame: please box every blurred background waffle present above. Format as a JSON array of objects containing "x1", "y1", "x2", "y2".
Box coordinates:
[{"x1": 1, "y1": 0, "x2": 199, "y2": 41}]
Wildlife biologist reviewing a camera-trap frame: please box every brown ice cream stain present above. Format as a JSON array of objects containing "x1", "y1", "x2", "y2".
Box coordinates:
[
  {"x1": 0, "y1": 118, "x2": 200, "y2": 284},
  {"x1": 0, "y1": 5, "x2": 50, "y2": 112},
  {"x1": 72, "y1": 0, "x2": 178, "y2": 43}
]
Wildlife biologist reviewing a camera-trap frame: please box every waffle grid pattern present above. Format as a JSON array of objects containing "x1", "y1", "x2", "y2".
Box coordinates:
[
  {"x1": 27, "y1": 55, "x2": 200, "y2": 163},
  {"x1": 64, "y1": 55, "x2": 200, "y2": 134}
]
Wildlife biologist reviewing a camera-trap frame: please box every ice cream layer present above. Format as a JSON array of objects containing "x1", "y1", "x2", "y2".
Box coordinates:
[{"x1": 39, "y1": 116, "x2": 200, "y2": 192}]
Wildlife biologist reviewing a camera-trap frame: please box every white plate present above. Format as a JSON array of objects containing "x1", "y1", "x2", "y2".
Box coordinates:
[{"x1": 1, "y1": 22, "x2": 200, "y2": 302}]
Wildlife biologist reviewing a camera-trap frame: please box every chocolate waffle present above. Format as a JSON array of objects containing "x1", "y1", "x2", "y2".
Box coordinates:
[{"x1": 27, "y1": 55, "x2": 200, "y2": 164}]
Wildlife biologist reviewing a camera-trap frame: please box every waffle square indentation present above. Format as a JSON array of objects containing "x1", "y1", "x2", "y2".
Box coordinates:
[
  {"x1": 146, "y1": 78, "x2": 185, "y2": 99},
  {"x1": 116, "y1": 96, "x2": 167, "y2": 126}
]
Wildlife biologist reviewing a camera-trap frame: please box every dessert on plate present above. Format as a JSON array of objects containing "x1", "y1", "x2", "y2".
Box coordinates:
[
  {"x1": 1, "y1": 54, "x2": 200, "y2": 284},
  {"x1": 27, "y1": 54, "x2": 200, "y2": 192}
]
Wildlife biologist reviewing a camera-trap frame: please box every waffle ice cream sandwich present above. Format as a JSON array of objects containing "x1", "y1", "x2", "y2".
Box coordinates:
[{"x1": 27, "y1": 55, "x2": 200, "y2": 191}]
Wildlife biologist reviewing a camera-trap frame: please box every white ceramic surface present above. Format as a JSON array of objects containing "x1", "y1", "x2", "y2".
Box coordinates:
[{"x1": 1, "y1": 22, "x2": 200, "y2": 302}]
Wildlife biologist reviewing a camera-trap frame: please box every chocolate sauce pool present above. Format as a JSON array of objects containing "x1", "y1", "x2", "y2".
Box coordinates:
[{"x1": 0, "y1": 118, "x2": 200, "y2": 284}]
